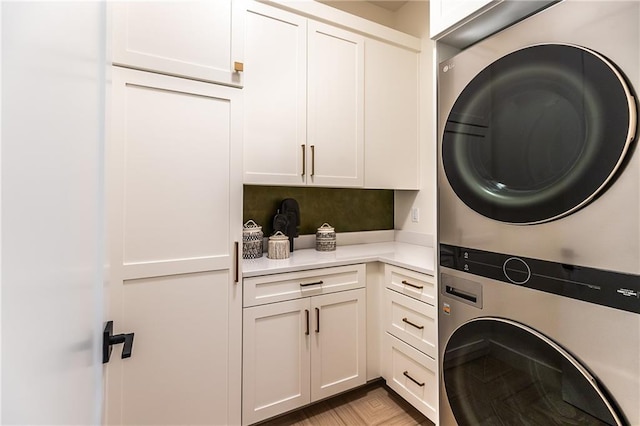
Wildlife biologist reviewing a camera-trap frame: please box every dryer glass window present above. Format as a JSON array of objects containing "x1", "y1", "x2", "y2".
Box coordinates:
[
  {"x1": 442, "y1": 44, "x2": 636, "y2": 224},
  {"x1": 443, "y1": 318, "x2": 622, "y2": 426}
]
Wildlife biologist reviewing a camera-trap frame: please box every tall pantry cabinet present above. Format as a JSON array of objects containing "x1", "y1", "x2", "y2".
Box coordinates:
[{"x1": 105, "y1": 2, "x2": 243, "y2": 425}]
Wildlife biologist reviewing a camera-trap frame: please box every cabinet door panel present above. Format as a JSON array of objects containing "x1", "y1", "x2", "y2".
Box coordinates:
[
  {"x1": 108, "y1": 67, "x2": 242, "y2": 425},
  {"x1": 243, "y1": 299, "x2": 311, "y2": 425},
  {"x1": 385, "y1": 265, "x2": 436, "y2": 306},
  {"x1": 364, "y1": 39, "x2": 419, "y2": 189},
  {"x1": 243, "y1": 264, "x2": 365, "y2": 307},
  {"x1": 383, "y1": 333, "x2": 438, "y2": 421},
  {"x1": 308, "y1": 22, "x2": 364, "y2": 187},
  {"x1": 385, "y1": 289, "x2": 437, "y2": 358},
  {"x1": 311, "y1": 288, "x2": 366, "y2": 401},
  {"x1": 117, "y1": 76, "x2": 231, "y2": 268},
  {"x1": 243, "y1": 4, "x2": 307, "y2": 185},
  {"x1": 117, "y1": 271, "x2": 230, "y2": 425},
  {"x1": 113, "y1": 1, "x2": 241, "y2": 86}
]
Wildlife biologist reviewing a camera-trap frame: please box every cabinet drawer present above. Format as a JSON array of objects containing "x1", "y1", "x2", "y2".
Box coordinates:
[
  {"x1": 385, "y1": 265, "x2": 435, "y2": 306},
  {"x1": 243, "y1": 264, "x2": 365, "y2": 307},
  {"x1": 383, "y1": 333, "x2": 437, "y2": 421},
  {"x1": 384, "y1": 289, "x2": 436, "y2": 359}
]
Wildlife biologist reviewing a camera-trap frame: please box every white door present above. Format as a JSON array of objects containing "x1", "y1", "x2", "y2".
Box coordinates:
[
  {"x1": 1, "y1": 2, "x2": 106, "y2": 424},
  {"x1": 106, "y1": 68, "x2": 242, "y2": 425}
]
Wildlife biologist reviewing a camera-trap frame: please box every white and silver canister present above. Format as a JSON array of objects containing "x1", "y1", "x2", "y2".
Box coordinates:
[
  {"x1": 242, "y1": 220, "x2": 263, "y2": 259},
  {"x1": 268, "y1": 231, "x2": 290, "y2": 259},
  {"x1": 316, "y1": 223, "x2": 336, "y2": 252}
]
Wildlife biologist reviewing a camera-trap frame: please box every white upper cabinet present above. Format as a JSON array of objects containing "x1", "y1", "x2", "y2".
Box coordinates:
[
  {"x1": 243, "y1": 4, "x2": 364, "y2": 188},
  {"x1": 364, "y1": 38, "x2": 419, "y2": 190},
  {"x1": 307, "y1": 22, "x2": 365, "y2": 187},
  {"x1": 242, "y1": 1, "x2": 420, "y2": 189},
  {"x1": 243, "y1": 4, "x2": 307, "y2": 185},
  {"x1": 112, "y1": 0, "x2": 243, "y2": 86}
]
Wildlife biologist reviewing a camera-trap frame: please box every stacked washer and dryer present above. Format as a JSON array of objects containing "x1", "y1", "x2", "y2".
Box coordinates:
[{"x1": 437, "y1": 1, "x2": 640, "y2": 425}]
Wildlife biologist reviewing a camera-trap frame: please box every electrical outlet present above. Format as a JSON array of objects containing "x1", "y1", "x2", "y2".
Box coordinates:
[{"x1": 411, "y1": 207, "x2": 420, "y2": 223}]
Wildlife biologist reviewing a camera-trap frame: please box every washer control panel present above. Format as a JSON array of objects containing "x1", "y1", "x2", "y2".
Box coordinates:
[{"x1": 440, "y1": 244, "x2": 640, "y2": 314}]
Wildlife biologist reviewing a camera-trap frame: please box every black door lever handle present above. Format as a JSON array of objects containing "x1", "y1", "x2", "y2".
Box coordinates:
[{"x1": 103, "y1": 320, "x2": 135, "y2": 364}]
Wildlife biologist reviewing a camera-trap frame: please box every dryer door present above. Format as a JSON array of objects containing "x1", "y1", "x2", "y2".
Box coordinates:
[
  {"x1": 442, "y1": 318, "x2": 624, "y2": 426},
  {"x1": 442, "y1": 44, "x2": 636, "y2": 224}
]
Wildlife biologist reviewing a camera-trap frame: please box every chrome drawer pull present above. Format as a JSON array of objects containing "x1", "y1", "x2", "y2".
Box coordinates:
[
  {"x1": 402, "y1": 317, "x2": 424, "y2": 330},
  {"x1": 402, "y1": 280, "x2": 423, "y2": 290},
  {"x1": 403, "y1": 371, "x2": 424, "y2": 387},
  {"x1": 300, "y1": 280, "x2": 323, "y2": 287}
]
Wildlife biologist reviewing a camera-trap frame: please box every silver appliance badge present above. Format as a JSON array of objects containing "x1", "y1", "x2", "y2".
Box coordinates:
[
  {"x1": 616, "y1": 288, "x2": 639, "y2": 298},
  {"x1": 442, "y1": 63, "x2": 455, "y2": 73}
]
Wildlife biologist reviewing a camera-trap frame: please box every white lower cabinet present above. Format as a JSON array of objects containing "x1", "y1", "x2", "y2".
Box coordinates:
[
  {"x1": 382, "y1": 265, "x2": 438, "y2": 423},
  {"x1": 383, "y1": 333, "x2": 438, "y2": 420},
  {"x1": 242, "y1": 266, "x2": 366, "y2": 425}
]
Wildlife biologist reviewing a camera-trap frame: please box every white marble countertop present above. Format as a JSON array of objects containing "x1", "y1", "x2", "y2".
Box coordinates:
[{"x1": 242, "y1": 241, "x2": 435, "y2": 278}]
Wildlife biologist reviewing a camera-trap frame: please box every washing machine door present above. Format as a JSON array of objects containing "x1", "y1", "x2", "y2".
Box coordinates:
[
  {"x1": 442, "y1": 318, "x2": 624, "y2": 426},
  {"x1": 442, "y1": 44, "x2": 636, "y2": 224}
]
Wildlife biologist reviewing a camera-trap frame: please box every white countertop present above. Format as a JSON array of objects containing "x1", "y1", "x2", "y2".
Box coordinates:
[{"x1": 242, "y1": 241, "x2": 435, "y2": 277}]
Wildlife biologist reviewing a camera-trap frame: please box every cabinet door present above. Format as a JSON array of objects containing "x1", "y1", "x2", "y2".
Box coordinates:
[
  {"x1": 112, "y1": 0, "x2": 242, "y2": 86},
  {"x1": 243, "y1": 299, "x2": 311, "y2": 425},
  {"x1": 364, "y1": 39, "x2": 419, "y2": 190},
  {"x1": 307, "y1": 21, "x2": 364, "y2": 187},
  {"x1": 107, "y1": 68, "x2": 242, "y2": 425},
  {"x1": 311, "y1": 288, "x2": 366, "y2": 401},
  {"x1": 243, "y1": 3, "x2": 307, "y2": 185}
]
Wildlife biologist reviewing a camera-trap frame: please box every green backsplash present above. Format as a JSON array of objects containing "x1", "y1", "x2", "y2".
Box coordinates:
[{"x1": 243, "y1": 185, "x2": 394, "y2": 235}]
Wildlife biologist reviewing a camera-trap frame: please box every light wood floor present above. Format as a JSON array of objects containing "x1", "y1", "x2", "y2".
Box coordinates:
[{"x1": 257, "y1": 382, "x2": 435, "y2": 426}]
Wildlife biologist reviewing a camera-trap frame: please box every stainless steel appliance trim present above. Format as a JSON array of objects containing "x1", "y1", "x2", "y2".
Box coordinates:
[
  {"x1": 443, "y1": 316, "x2": 625, "y2": 426},
  {"x1": 439, "y1": 42, "x2": 638, "y2": 226}
]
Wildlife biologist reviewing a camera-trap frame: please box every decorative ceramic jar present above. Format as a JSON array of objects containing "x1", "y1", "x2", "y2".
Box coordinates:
[
  {"x1": 316, "y1": 223, "x2": 336, "y2": 252},
  {"x1": 242, "y1": 220, "x2": 263, "y2": 259},
  {"x1": 268, "y1": 231, "x2": 290, "y2": 259}
]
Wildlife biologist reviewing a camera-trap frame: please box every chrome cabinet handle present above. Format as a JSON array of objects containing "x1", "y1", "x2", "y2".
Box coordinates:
[
  {"x1": 402, "y1": 279, "x2": 423, "y2": 290},
  {"x1": 301, "y1": 144, "x2": 306, "y2": 176},
  {"x1": 403, "y1": 371, "x2": 424, "y2": 387},
  {"x1": 402, "y1": 317, "x2": 424, "y2": 330}
]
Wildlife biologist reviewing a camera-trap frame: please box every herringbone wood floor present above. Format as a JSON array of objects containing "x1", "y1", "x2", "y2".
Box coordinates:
[{"x1": 257, "y1": 382, "x2": 435, "y2": 426}]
